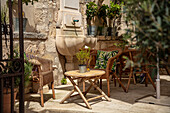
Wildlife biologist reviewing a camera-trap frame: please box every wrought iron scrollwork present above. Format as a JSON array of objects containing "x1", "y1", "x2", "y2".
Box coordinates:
[
  {"x1": 0, "y1": 62, "x2": 5, "y2": 74},
  {"x1": 0, "y1": 60, "x2": 22, "y2": 75}
]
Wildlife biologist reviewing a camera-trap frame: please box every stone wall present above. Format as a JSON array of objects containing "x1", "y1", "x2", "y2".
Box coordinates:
[
  {"x1": 8, "y1": 0, "x2": 65, "y2": 86},
  {"x1": 1, "y1": 0, "x2": 128, "y2": 86}
]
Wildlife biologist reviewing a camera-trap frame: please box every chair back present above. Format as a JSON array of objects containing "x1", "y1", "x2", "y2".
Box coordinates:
[
  {"x1": 90, "y1": 46, "x2": 122, "y2": 77},
  {"x1": 36, "y1": 57, "x2": 53, "y2": 72}
]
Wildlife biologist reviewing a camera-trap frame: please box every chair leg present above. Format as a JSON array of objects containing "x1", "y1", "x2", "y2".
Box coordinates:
[
  {"x1": 40, "y1": 88, "x2": 44, "y2": 107},
  {"x1": 119, "y1": 71, "x2": 122, "y2": 87},
  {"x1": 107, "y1": 79, "x2": 110, "y2": 97},
  {"x1": 113, "y1": 74, "x2": 116, "y2": 87},
  {"x1": 146, "y1": 72, "x2": 156, "y2": 90},
  {"x1": 114, "y1": 74, "x2": 126, "y2": 92},
  {"x1": 126, "y1": 72, "x2": 133, "y2": 92},
  {"x1": 100, "y1": 79, "x2": 102, "y2": 89},
  {"x1": 133, "y1": 73, "x2": 136, "y2": 85},
  {"x1": 145, "y1": 73, "x2": 148, "y2": 87},
  {"x1": 165, "y1": 66, "x2": 170, "y2": 75},
  {"x1": 51, "y1": 81, "x2": 55, "y2": 99}
]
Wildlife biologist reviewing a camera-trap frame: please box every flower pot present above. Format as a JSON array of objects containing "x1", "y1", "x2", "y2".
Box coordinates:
[
  {"x1": 87, "y1": 25, "x2": 98, "y2": 36},
  {"x1": 107, "y1": 27, "x2": 113, "y2": 36},
  {"x1": 79, "y1": 65, "x2": 87, "y2": 73},
  {"x1": 3, "y1": 88, "x2": 17, "y2": 113},
  {"x1": 13, "y1": 17, "x2": 27, "y2": 32},
  {"x1": 97, "y1": 26, "x2": 107, "y2": 36}
]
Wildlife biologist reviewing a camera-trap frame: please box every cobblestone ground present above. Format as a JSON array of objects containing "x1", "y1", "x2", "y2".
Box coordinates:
[{"x1": 15, "y1": 75, "x2": 170, "y2": 113}]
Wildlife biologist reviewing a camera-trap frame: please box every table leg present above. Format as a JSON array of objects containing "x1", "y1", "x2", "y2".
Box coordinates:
[
  {"x1": 88, "y1": 79, "x2": 111, "y2": 102},
  {"x1": 83, "y1": 78, "x2": 86, "y2": 93},
  {"x1": 67, "y1": 76, "x2": 92, "y2": 109},
  {"x1": 84, "y1": 78, "x2": 98, "y2": 96},
  {"x1": 74, "y1": 85, "x2": 92, "y2": 109},
  {"x1": 60, "y1": 89, "x2": 75, "y2": 104}
]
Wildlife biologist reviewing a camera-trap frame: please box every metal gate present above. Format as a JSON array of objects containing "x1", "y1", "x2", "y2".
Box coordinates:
[{"x1": 0, "y1": 0, "x2": 24, "y2": 112}]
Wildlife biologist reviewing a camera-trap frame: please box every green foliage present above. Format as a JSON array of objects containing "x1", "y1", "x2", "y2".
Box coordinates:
[
  {"x1": 123, "y1": 0, "x2": 170, "y2": 64},
  {"x1": 97, "y1": 4, "x2": 109, "y2": 26},
  {"x1": 76, "y1": 48, "x2": 91, "y2": 65},
  {"x1": 107, "y1": 1, "x2": 123, "y2": 19},
  {"x1": 13, "y1": 48, "x2": 33, "y2": 87},
  {"x1": 61, "y1": 77, "x2": 67, "y2": 85},
  {"x1": 113, "y1": 35, "x2": 129, "y2": 50},
  {"x1": 1, "y1": 6, "x2": 9, "y2": 24},
  {"x1": 86, "y1": 2, "x2": 98, "y2": 21}
]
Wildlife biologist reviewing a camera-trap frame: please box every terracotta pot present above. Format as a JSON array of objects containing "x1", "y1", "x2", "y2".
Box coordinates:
[{"x1": 3, "y1": 88, "x2": 17, "y2": 113}]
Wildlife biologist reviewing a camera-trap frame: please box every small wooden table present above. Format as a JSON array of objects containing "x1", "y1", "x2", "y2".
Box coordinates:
[{"x1": 60, "y1": 70, "x2": 111, "y2": 109}]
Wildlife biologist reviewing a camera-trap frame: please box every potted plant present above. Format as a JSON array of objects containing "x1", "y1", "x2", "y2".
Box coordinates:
[
  {"x1": 86, "y1": 1, "x2": 98, "y2": 36},
  {"x1": 97, "y1": 4, "x2": 108, "y2": 36},
  {"x1": 61, "y1": 77, "x2": 67, "y2": 85},
  {"x1": 76, "y1": 48, "x2": 91, "y2": 73},
  {"x1": 6, "y1": 0, "x2": 38, "y2": 32},
  {"x1": 2, "y1": 48, "x2": 33, "y2": 113},
  {"x1": 107, "y1": 1, "x2": 123, "y2": 36}
]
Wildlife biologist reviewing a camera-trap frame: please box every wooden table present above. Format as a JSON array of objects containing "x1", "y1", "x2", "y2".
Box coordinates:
[{"x1": 60, "y1": 70, "x2": 111, "y2": 109}]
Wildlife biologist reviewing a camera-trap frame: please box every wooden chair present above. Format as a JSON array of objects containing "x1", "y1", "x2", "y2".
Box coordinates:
[
  {"x1": 89, "y1": 46, "x2": 126, "y2": 97},
  {"x1": 119, "y1": 49, "x2": 156, "y2": 92},
  {"x1": 29, "y1": 57, "x2": 55, "y2": 107}
]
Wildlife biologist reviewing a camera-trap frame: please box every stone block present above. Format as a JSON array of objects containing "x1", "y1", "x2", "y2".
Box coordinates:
[
  {"x1": 38, "y1": 42, "x2": 45, "y2": 55},
  {"x1": 34, "y1": 2, "x2": 44, "y2": 9},
  {"x1": 45, "y1": 38, "x2": 56, "y2": 52},
  {"x1": 64, "y1": 0, "x2": 79, "y2": 10},
  {"x1": 65, "y1": 63, "x2": 75, "y2": 71}
]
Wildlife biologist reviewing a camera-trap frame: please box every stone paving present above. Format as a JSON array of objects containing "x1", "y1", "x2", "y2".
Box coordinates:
[{"x1": 15, "y1": 75, "x2": 170, "y2": 113}]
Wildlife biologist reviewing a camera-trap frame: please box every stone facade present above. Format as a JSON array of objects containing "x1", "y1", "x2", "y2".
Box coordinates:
[
  {"x1": 1, "y1": 0, "x2": 128, "y2": 86},
  {"x1": 11, "y1": 0, "x2": 65, "y2": 86}
]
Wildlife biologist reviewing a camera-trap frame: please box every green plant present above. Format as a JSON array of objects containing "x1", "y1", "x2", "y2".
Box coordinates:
[
  {"x1": 76, "y1": 48, "x2": 91, "y2": 66},
  {"x1": 107, "y1": 1, "x2": 122, "y2": 20},
  {"x1": 86, "y1": 2, "x2": 98, "y2": 25},
  {"x1": 2, "y1": 47, "x2": 33, "y2": 88},
  {"x1": 113, "y1": 36, "x2": 129, "y2": 50},
  {"x1": 1, "y1": 6, "x2": 9, "y2": 24},
  {"x1": 97, "y1": 4, "x2": 109, "y2": 26},
  {"x1": 61, "y1": 77, "x2": 67, "y2": 85},
  {"x1": 123, "y1": 0, "x2": 170, "y2": 65},
  {"x1": 14, "y1": 48, "x2": 33, "y2": 87}
]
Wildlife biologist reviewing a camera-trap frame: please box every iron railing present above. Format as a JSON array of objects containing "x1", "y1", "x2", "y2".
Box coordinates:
[{"x1": 0, "y1": 0, "x2": 24, "y2": 112}]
